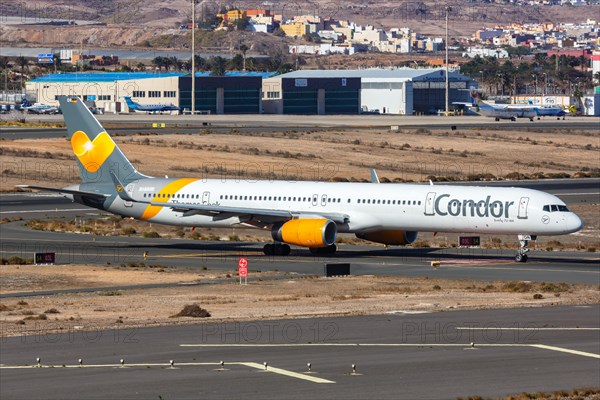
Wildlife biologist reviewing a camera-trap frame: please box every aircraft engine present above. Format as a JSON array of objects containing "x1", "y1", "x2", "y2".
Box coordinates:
[
  {"x1": 356, "y1": 230, "x2": 418, "y2": 246},
  {"x1": 271, "y1": 219, "x2": 337, "y2": 248}
]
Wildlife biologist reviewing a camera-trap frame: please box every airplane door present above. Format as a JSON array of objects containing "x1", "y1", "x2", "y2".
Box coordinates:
[
  {"x1": 202, "y1": 191, "x2": 210, "y2": 205},
  {"x1": 312, "y1": 194, "x2": 318, "y2": 206},
  {"x1": 321, "y1": 195, "x2": 327, "y2": 206},
  {"x1": 425, "y1": 192, "x2": 436, "y2": 215},
  {"x1": 518, "y1": 197, "x2": 529, "y2": 219},
  {"x1": 124, "y1": 184, "x2": 134, "y2": 207}
]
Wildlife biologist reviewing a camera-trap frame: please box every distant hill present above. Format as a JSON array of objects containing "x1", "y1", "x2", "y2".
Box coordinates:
[{"x1": 0, "y1": 0, "x2": 595, "y2": 50}]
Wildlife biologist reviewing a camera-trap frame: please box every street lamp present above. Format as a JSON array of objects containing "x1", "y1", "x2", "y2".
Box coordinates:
[
  {"x1": 445, "y1": 6, "x2": 451, "y2": 116},
  {"x1": 191, "y1": 0, "x2": 196, "y2": 115}
]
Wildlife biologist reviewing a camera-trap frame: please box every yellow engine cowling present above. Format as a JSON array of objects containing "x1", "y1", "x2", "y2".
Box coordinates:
[
  {"x1": 356, "y1": 230, "x2": 418, "y2": 246},
  {"x1": 271, "y1": 219, "x2": 337, "y2": 248}
]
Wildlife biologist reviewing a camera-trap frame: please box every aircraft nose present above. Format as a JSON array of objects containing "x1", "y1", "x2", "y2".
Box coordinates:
[{"x1": 566, "y1": 213, "x2": 584, "y2": 233}]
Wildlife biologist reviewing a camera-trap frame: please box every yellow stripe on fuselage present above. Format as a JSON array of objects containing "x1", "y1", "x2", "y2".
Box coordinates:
[{"x1": 141, "y1": 178, "x2": 199, "y2": 220}]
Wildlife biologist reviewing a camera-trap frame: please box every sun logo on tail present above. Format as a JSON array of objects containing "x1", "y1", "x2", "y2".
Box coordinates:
[{"x1": 71, "y1": 131, "x2": 116, "y2": 173}]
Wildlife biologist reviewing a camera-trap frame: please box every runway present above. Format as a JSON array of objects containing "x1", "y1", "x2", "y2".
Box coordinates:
[
  {"x1": 1, "y1": 306, "x2": 598, "y2": 399},
  {"x1": 3, "y1": 114, "x2": 600, "y2": 140}
]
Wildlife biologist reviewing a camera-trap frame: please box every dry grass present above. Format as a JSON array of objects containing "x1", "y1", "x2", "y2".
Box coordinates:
[{"x1": 2, "y1": 127, "x2": 598, "y2": 189}]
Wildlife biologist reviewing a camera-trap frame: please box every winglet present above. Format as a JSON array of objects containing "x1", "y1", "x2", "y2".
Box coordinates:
[
  {"x1": 370, "y1": 169, "x2": 380, "y2": 184},
  {"x1": 109, "y1": 171, "x2": 135, "y2": 202}
]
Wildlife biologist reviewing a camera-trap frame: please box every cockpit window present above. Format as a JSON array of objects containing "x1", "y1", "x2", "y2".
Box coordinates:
[{"x1": 543, "y1": 204, "x2": 570, "y2": 212}]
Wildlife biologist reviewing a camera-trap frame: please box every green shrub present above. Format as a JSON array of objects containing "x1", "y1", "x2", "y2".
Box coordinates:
[{"x1": 143, "y1": 231, "x2": 160, "y2": 238}]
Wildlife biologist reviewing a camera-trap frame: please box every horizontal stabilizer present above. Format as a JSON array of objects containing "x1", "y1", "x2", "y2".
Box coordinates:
[
  {"x1": 16, "y1": 185, "x2": 109, "y2": 200},
  {"x1": 109, "y1": 172, "x2": 135, "y2": 202}
]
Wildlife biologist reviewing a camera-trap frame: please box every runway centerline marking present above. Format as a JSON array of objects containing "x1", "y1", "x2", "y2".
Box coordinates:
[
  {"x1": 529, "y1": 345, "x2": 600, "y2": 359},
  {"x1": 237, "y1": 362, "x2": 335, "y2": 383},
  {"x1": 456, "y1": 327, "x2": 600, "y2": 331},
  {"x1": 180, "y1": 343, "x2": 600, "y2": 359}
]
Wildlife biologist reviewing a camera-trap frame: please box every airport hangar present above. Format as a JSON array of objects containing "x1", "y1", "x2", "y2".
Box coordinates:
[
  {"x1": 25, "y1": 71, "x2": 273, "y2": 114},
  {"x1": 262, "y1": 68, "x2": 477, "y2": 115},
  {"x1": 26, "y1": 68, "x2": 476, "y2": 115}
]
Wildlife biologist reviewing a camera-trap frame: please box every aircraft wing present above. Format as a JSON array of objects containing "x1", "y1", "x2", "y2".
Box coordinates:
[
  {"x1": 149, "y1": 201, "x2": 350, "y2": 224},
  {"x1": 16, "y1": 185, "x2": 110, "y2": 200}
]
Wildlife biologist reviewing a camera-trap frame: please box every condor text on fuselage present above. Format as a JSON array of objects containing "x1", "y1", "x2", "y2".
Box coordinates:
[{"x1": 431, "y1": 194, "x2": 514, "y2": 219}]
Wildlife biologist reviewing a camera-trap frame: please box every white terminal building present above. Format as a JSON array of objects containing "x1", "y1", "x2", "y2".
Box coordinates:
[{"x1": 263, "y1": 68, "x2": 476, "y2": 115}]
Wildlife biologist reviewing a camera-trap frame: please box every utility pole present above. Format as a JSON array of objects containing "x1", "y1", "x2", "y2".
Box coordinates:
[
  {"x1": 191, "y1": 0, "x2": 196, "y2": 115},
  {"x1": 445, "y1": 6, "x2": 451, "y2": 116}
]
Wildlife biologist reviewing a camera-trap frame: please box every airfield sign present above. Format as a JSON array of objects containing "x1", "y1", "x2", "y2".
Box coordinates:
[{"x1": 238, "y1": 257, "x2": 248, "y2": 284}]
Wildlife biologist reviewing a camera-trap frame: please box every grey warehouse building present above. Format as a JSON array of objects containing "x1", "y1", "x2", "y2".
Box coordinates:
[{"x1": 262, "y1": 68, "x2": 476, "y2": 115}]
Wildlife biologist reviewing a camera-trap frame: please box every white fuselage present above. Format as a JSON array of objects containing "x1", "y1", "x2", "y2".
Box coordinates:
[{"x1": 106, "y1": 179, "x2": 583, "y2": 236}]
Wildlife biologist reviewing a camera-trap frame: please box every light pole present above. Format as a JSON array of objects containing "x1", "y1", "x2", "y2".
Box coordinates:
[
  {"x1": 445, "y1": 6, "x2": 451, "y2": 116},
  {"x1": 191, "y1": 0, "x2": 196, "y2": 115}
]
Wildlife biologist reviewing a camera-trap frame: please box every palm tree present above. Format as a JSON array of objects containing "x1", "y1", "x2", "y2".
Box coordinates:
[
  {"x1": 152, "y1": 56, "x2": 164, "y2": 71},
  {"x1": 210, "y1": 56, "x2": 226, "y2": 76},
  {"x1": 16, "y1": 56, "x2": 28, "y2": 89},
  {"x1": 136, "y1": 62, "x2": 146, "y2": 71},
  {"x1": 239, "y1": 44, "x2": 249, "y2": 71},
  {"x1": 193, "y1": 55, "x2": 206, "y2": 71}
]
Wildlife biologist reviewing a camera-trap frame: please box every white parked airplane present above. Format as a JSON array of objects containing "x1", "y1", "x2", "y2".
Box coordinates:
[
  {"x1": 457, "y1": 91, "x2": 536, "y2": 121},
  {"x1": 19, "y1": 96, "x2": 584, "y2": 263},
  {"x1": 20, "y1": 99, "x2": 60, "y2": 114}
]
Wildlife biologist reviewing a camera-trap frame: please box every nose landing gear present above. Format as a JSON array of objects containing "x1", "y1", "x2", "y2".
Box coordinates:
[{"x1": 515, "y1": 235, "x2": 536, "y2": 263}]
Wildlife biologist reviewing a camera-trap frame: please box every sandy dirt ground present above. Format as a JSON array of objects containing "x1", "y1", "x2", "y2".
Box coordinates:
[
  {"x1": 1, "y1": 126, "x2": 598, "y2": 189},
  {"x1": 0, "y1": 265, "x2": 598, "y2": 337}
]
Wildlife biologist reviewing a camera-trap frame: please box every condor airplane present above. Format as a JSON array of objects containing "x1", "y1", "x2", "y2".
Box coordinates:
[{"x1": 19, "y1": 96, "x2": 583, "y2": 262}]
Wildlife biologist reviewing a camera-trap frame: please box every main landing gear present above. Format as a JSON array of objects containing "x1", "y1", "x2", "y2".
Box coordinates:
[
  {"x1": 309, "y1": 244, "x2": 338, "y2": 256},
  {"x1": 515, "y1": 235, "x2": 536, "y2": 263},
  {"x1": 263, "y1": 243, "x2": 291, "y2": 256}
]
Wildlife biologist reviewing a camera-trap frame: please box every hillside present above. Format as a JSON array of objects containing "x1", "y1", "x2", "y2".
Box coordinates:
[{"x1": 0, "y1": 0, "x2": 595, "y2": 52}]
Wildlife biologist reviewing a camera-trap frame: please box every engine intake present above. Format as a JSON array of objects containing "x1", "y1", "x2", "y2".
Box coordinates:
[
  {"x1": 356, "y1": 230, "x2": 418, "y2": 246},
  {"x1": 272, "y1": 219, "x2": 337, "y2": 248}
]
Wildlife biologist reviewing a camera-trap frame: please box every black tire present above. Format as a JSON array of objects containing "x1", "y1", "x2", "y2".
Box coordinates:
[
  {"x1": 281, "y1": 244, "x2": 291, "y2": 256},
  {"x1": 515, "y1": 253, "x2": 523, "y2": 262},
  {"x1": 309, "y1": 244, "x2": 337, "y2": 255},
  {"x1": 521, "y1": 254, "x2": 528, "y2": 263},
  {"x1": 263, "y1": 243, "x2": 273, "y2": 256}
]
